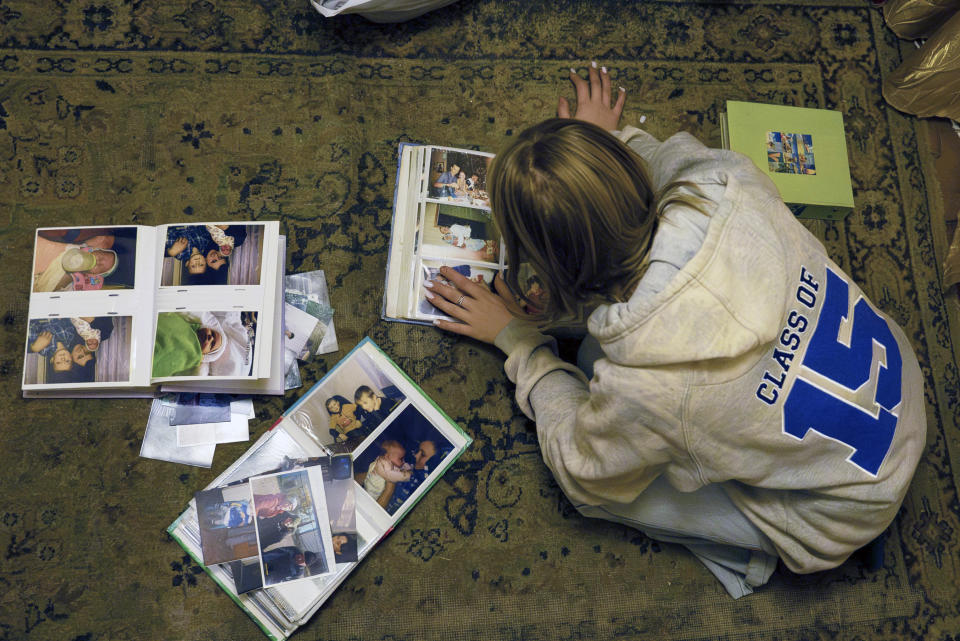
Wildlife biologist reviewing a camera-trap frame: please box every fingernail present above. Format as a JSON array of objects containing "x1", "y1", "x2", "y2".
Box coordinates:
[
  {"x1": 570, "y1": 67, "x2": 577, "y2": 74},
  {"x1": 618, "y1": 86, "x2": 626, "y2": 92},
  {"x1": 591, "y1": 60, "x2": 598, "y2": 68},
  {"x1": 601, "y1": 66, "x2": 607, "y2": 74},
  {"x1": 432, "y1": 320, "x2": 442, "y2": 327},
  {"x1": 423, "y1": 289, "x2": 435, "y2": 300},
  {"x1": 424, "y1": 280, "x2": 434, "y2": 288}
]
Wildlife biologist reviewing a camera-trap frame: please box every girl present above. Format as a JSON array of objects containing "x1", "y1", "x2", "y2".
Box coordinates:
[
  {"x1": 424, "y1": 63, "x2": 926, "y2": 598},
  {"x1": 325, "y1": 395, "x2": 363, "y2": 443}
]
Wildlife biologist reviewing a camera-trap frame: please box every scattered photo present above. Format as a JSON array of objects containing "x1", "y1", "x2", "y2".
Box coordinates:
[
  {"x1": 285, "y1": 348, "x2": 407, "y2": 454},
  {"x1": 195, "y1": 482, "x2": 259, "y2": 565},
  {"x1": 353, "y1": 404, "x2": 454, "y2": 516},
  {"x1": 24, "y1": 315, "x2": 132, "y2": 385},
  {"x1": 767, "y1": 131, "x2": 816, "y2": 175},
  {"x1": 139, "y1": 396, "x2": 216, "y2": 468},
  {"x1": 269, "y1": 455, "x2": 359, "y2": 564},
  {"x1": 425, "y1": 148, "x2": 491, "y2": 209},
  {"x1": 152, "y1": 310, "x2": 257, "y2": 378},
  {"x1": 285, "y1": 270, "x2": 337, "y2": 356},
  {"x1": 421, "y1": 202, "x2": 501, "y2": 264},
  {"x1": 32, "y1": 226, "x2": 138, "y2": 293},
  {"x1": 250, "y1": 468, "x2": 334, "y2": 587},
  {"x1": 417, "y1": 259, "x2": 497, "y2": 319},
  {"x1": 170, "y1": 393, "x2": 232, "y2": 426},
  {"x1": 161, "y1": 223, "x2": 264, "y2": 286}
]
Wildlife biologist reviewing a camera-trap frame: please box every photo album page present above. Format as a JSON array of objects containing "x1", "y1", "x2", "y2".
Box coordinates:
[
  {"x1": 383, "y1": 144, "x2": 504, "y2": 324},
  {"x1": 23, "y1": 222, "x2": 281, "y2": 395}
]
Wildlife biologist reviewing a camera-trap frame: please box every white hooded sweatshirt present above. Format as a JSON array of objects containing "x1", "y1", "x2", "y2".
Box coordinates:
[{"x1": 493, "y1": 127, "x2": 926, "y2": 574}]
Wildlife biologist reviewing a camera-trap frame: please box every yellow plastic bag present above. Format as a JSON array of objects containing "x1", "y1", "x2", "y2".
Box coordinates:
[{"x1": 883, "y1": 9, "x2": 960, "y2": 121}]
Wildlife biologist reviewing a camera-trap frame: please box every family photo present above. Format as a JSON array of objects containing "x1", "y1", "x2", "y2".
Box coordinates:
[
  {"x1": 421, "y1": 202, "x2": 501, "y2": 263},
  {"x1": 23, "y1": 315, "x2": 132, "y2": 385},
  {"x1": 352, "y1": 404, "x2": 453, "y2": 516},
  {"x1": 160, "y1": 223, "x2": 264, "y2": 286},
  {"x1": 151, "y1": 310, "x2": 257, "y2": 379},
  {"x1": 285, "y1": 348, "x2": 407, "y2": 453},
  {"x1": 195, "y1": 483, "x2": 260, "y2": 566},
  {"x1": 250, "y1": 469, "x2": 333, "y2": 587},
  {"x1": 426, "y1": 148, "x2": 492, "y2": 209},
  {"x1": 32, "y1": 227, "x2": 138, "y2": 293}
]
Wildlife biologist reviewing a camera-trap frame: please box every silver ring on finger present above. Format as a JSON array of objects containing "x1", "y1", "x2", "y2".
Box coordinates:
[{"x1": 456, "y1": 295, "x2": 465, "y2": 306}]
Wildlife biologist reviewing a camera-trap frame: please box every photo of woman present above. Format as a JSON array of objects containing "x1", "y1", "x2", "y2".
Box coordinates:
[{"x1": 160, "y1": 223, "x2": 264, "y2": 286}]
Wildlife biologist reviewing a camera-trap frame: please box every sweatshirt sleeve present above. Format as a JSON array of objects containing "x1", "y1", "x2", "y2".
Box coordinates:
[{"x1": 494, "y1": 319, "x2": 674, "y2": 506}]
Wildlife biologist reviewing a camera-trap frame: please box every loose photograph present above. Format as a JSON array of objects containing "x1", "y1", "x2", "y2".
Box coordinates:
[
  {"x1": 425, "y1": 147, "x2": 491, "y2": 209},
  {"x1": 24, "y1": 315, "x2": 133, "y2": 385},
  {"x1": 195, "y1": 482, "x2": 259, "y2": 565},
  {"x1": 353, "y1": 404, "x2": 454, "y2": 516},
  {"x1": 261, "y1": 455, "x2": 358, "y2": 563},
  {"x1": 161, "y1": 223, "x2": 264, "y2": 286},
  {"x1": 421, "y1": 202, "x2": 501, "y2": 263},
  {"x1": 250, "y1": 468, "x2": 334, "y2": 587},
  {"x1": 32, "y1": 227, "x2": 138, "y2": 293},
  {"x1": 285, "y1": 348, "x2": 407, "y2": 453},
  {"x1": 417, "y1": 259, "x2": 497, "y2": 319}
]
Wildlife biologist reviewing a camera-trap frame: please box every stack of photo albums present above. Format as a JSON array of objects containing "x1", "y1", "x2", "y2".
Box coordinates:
[{"x1": 168, "y1": 339, "x2": 472, "y2": 639}]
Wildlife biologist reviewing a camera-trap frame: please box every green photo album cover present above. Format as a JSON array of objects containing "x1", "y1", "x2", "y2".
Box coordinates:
[{"x1": 720, "y1": 101, "x2": 854, "y2": 220}]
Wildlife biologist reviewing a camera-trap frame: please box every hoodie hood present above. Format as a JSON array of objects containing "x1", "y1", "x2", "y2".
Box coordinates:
[{"x1": 589, "y1": 174, "x2": 790, "y2": 367}]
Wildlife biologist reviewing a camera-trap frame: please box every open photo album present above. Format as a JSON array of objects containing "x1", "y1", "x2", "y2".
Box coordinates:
[
  {"x1": 383, "y1": 143, "x2": 506, "y2": 324},
  {"x1": 168, "y1": 338, "x2": 472, "y2": 640},
  {"x1": 22, "y1": 222, "x2": 283, "y2": 396}
]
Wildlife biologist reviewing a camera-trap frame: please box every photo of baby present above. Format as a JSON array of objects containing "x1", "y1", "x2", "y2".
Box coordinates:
[
  {"x1": 32, "y1": 227, "x2": 138, "y2": 293},
  {"x1": 285, "y1": 348, "x2": 407, "y2": 454},
  {"x1": 151, "y1": 310, "x2": 257, "y2": 379},
  {"x1": 421, "y1": 202, "x2": 501, "y2": 263},
  {"x1": 353, "y1": 404, "x2": 453, "y2": 516},
  {"x1": 426, "y1": 148, "x2": 492, "y2": 209},
  {"x1": 160, "y1": 223, "x2": 264, "y2": 286},
  {"x1": 23, "y1": 315, "x2": 133, "y2": 385},
  {"x1": 417, "y1": 260, "x2": 497, "y2": 318},
  {"x1": 250, "y1": 468, "x2": 334, "y2": 587}
]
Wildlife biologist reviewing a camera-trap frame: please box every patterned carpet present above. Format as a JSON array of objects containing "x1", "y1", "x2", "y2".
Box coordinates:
[{"x1": 2, "y1": 1, "x2": 959, "y2": 640}]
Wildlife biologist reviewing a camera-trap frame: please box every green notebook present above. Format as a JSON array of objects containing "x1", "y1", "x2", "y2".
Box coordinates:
[{"x1": 720, "y1": 101, "x2": 854, "y2": 220}]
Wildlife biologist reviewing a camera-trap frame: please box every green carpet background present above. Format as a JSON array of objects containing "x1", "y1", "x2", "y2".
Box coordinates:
[{"x1": 2, "y1": 1, "x2": 959, "y2": 640}]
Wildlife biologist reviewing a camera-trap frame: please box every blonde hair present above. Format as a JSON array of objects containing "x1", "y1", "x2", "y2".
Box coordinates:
[{"x1": 489, "y1": 118, "x2": 705, "y2": 322}]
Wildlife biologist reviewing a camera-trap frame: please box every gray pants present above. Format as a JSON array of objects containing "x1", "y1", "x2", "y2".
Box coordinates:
[{"x1": 576, "y1": 335, "x2": 780, "y2": 598}]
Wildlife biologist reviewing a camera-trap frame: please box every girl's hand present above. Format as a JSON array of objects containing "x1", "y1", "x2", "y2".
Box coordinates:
[
  {"x1": 427, "y1": 267, "x2": 527, "y2": 345},
  {"x1": 557, "y1": 61, "x2": 626, "y2": 131},
  {"x1": 31, "y1": 331, "x2": 53, "y2": 353},
  {"x1": 168, "y1": 237, "x2": 188, "y2": 256}
]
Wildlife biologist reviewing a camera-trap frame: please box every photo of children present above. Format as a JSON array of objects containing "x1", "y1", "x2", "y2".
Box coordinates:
[
  {"x1": 767, "y1": 131, "x2": 816, "y2": 175},
  {"x1": 151, "y1": 310, "x2": 256, "y2": 379},
  {"x1": 32, "y1": 227, "x2": 138, "y2": 293},
  {"x1": 353, "y1": 404, "x2": 453, "y2": 516},
  {"x1": 23, "y1": 315, "x2": 132, "y2": 385},
  {"x1": 417, "y1": 260, "x2": 497, "y2": 318},
  {"x1": 195, "y1": 483, "x2": 260, "y2": 565},
  {"x1": 250, "y1": 468, "x2": 333, "y2": 587},
  {"x1": 427, "y1": 148, "x2": 491, "y2": 209},
  {"x1": 161, "y1": 223, "x2": 263, "y2": 286},
  {"x1": 262, "y1": 455, "x2": 359, "y2": 563},
  {"x1": 285, "y1": 348, "x2": 407, "y2": 454},
  {"x1": 422, "y1": 202, "x2": 501, "y2": 263}
]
